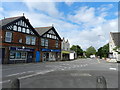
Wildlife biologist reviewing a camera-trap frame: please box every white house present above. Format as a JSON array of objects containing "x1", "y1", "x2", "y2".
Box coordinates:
[
  {"x1": 61, "y1": 37, "x2": 70, "y2": 60},
  {"x1": 109, "y1": 32, "x2": 120, "y2": 62}
]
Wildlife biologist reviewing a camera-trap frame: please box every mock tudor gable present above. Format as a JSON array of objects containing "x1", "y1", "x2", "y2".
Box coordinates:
[{"x1": 1, "y1": 16, "x2": 38, "y2": 36}]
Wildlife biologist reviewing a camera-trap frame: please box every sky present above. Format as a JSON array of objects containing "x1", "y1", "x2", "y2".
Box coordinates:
[{"x1": 0, "y1": 1, "x2": 119, "y2": 50}]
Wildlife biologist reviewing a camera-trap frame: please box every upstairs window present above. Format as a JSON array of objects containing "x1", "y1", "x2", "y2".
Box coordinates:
[
  {"x1": 13, "y1": 25, "x2": 17, "y2": 31},
  {"x1": 18, "y1": 27, "x2": 21, "y2": 32},
  {"x1": 41, "y1": 38, "x2": 48, "y2": 47},
  {"x1": 26, "y1": 29, "x2": 30, "y2": 34},
  {"x1": 26, "y1": 36, "x2": 36, "y2": 45},
  {"x1": 5, "y1": 32, "x2": 12, "y2": 42},
  {"x1": 31, "y1": 37, "x2": 36, "y2": 45},
  {"x1": 41, "y1": 38, "x2": 45, "y2": 46},
  {"x1": 26, "y1": 36, "x2": 31, "y2": 44},
  {"x1": 45, "y1": 39, "x2": 48, "y2": 47},
  {"x1": 22, "y1": 28, "x2": 26, "y2": 33},
  {"x1": 56, "y1": 40, "x2": 58, "y2": 48}
]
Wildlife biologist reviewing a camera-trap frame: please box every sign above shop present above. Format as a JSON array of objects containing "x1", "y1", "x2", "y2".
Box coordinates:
[
  {"x1": 10, "y1": 47, "x2": 34, "y2": 52},
  {"x1": 41, "y1": 48, "x2": 61, "y2": 52}
]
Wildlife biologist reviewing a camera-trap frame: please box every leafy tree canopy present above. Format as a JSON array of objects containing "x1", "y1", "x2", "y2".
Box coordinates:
[
  {"x1": 85, "y1": 46, "x2": 96, "y2": 57},
  {"x1": 70, "y1": 45, "x2": 83, "y2": 56}
]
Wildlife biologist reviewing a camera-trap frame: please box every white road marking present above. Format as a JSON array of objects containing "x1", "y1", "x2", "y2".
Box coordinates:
[
  {"x1": 6, "y1": 71, "x2": 34, "y2": 77},
  {"x1": 0, "y1": 80, "x2": 10, "y2": 84},
  {"x1": 27, "y1": 71, "x2": 34, "y2": 73},
  {"x1": 19, "y1": 69, "x2": 55, "y2": 79},
  {"x1": 109, "y1": 68, "x2": 117, "y2": 70},
  {"x1": 7, "y1": 73, "x2": 20, "y2": 77},
  {"x1": 71, "y1": 73, "x2": 92, "y2": 77}
]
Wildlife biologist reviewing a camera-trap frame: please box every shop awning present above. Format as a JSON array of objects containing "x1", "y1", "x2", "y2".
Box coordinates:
[{"x1": 62, "y1": 51, "x2": 70, "y2": 54}]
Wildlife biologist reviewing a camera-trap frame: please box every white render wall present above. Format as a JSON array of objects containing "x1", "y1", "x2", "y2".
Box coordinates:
[
  {"x1": 109, "y1": 33, "x2": 119, "y2": 60},
  {"x1": 61, "y1": 39, "x2": 70, "y2": 51}
]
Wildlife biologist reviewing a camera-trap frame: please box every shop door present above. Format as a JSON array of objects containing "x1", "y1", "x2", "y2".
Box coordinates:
[
  {"x1": 36, "y1": 51, "x2": 40, "y2": 62},
  {"x1": 27, "y1": 52, "x2": 33, "y2": 63}
]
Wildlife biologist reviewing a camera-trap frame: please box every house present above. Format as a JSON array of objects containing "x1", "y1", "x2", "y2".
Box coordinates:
[
  {"x1": 35, "y1": 26, "x2": 62, "y2": 62},
  {"x1": 109, "y1": 32, "x2": 120, "y2": 62},
  {"x1": 61, "y1": 37, "x2": 70, "y2": 60},
  {"x1": 0, "y1": 16, "x2": 40, "y2": 64}
]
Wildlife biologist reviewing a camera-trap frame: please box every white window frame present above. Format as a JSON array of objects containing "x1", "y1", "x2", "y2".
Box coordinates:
[
  {"x1": 5, "y1": 32, "x2": 12, "y2": 42},
  {"x1": 41, "y1": 38, "x2": 45, "y2": 46},
  {"x1": 31, "y1": 37, "x2": 36, "y2": 45},
  {"x1": 45, "y1": 39, "x2": 48, "y2": 47},
  {"x1": 26, "y1": 36, "x2": 31, "y2": 44},
  {"x1": 56, "y1": 40, "x2": 59, "y2": 48}
]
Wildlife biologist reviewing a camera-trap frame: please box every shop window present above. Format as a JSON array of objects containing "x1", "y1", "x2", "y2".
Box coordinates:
[
  {"x1": 16, "y1": 52, "x2": 21, "y2": 59},
  {"x1": 5, "y1": 32, "x2": 12, "y2": 42},
  {"x1": 21, "y1": 52, "x2": 27, "y2": 59},
  {"x1": 10, "y1": 51, "x2": 16, "y2": 59},
  {"x1": 41, "y1": 38, "x2": 45, "y2": 46},
  {"x1": 10, "y1": 51, "x2": 27, "y2": 60}
]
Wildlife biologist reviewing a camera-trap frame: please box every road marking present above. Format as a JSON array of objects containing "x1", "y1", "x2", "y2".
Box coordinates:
[
  {"x1": 71, "y1": 73, "x2": 92, "y2": 77},
  {"x1": 109, "y1": 68, "x2": 117, "y2": 70},
  {"x1": 0, "y1": 80, "x2": 10, "y2": 84},
  {"x1": 19, "y1": 69, "x2": 55, "y2": 79},
  {"x1": 27, "y1": 71, "x2": 34, "y2": 73},
  {"x1": 7, "y1": 73, "x2": 20, "y2": 77},
  {"x1": 6, "y1": 71, "x2": 34, "y2": 77}
]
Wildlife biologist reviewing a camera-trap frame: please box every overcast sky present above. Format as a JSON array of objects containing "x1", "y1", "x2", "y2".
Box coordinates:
[{"x1": 0, "y1": 1, "x2": 119, "y2": 50}]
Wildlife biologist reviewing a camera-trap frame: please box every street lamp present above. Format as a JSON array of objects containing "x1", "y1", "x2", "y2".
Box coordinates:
[{"x1": 22, "y1": 46, "x2": 25, "y2": 49}]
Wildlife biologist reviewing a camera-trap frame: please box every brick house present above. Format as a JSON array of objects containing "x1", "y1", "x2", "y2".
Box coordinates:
[
  {"x1": 35, "y1": 26, "x2": 62, "y2": 62},
  {"x1": 0, "y1": 16, "x2": 40, "y2": 64}
]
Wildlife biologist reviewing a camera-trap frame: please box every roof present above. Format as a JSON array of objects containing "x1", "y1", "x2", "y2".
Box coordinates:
[
  {"x1": 34, "y1": 26, "x2": 53, "y2": 36},
  {"x1": 0, "y1": 16, "x2": 23, "y2": 27},
  {"x1": 110, "y1": 32, "x2": 120, "y2": 46}
]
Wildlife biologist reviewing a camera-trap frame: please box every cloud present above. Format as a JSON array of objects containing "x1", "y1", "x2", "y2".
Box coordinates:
[
  {"x1": 97, "y1": 4, "x2": 114, "y2": 12},
  {"x1": 0, "y1": 2, "x2": 118, "y2": 50},
  {"x1": 23, "y1": 1, "x2": 64, "y2": 19}
]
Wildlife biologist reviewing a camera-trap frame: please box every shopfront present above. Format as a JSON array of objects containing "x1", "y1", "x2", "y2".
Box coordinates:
[
  {"x1": 61, "y1": 51, "x2": 70, "y2": 61},
  {"x1": 9, "y1": 47, "x2": 35, "y2": 63},
  {"x1": 41, "y1": 48, "x2": 61, "y2": 62}
]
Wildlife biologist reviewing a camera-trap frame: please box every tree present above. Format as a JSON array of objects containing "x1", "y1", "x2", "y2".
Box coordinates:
[
  {"x1": 86, "y1": 46, "x2": 96, "y2": 57},
  {"x1": 70, "y1": 45, "x2": 83, "y2": 57},
  {"x1": 96, "y1": 43, "x2": 109, "y2": 58}
]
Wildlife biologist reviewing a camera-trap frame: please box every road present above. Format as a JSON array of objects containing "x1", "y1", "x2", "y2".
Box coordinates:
[{"x1": 1, "y1": 58, "x2": 119, "y2": 88}]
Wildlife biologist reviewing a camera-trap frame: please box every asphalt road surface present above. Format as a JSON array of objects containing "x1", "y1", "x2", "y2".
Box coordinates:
[{"x1": 1, "y1": 58, "x2": 119, "y2": 88}]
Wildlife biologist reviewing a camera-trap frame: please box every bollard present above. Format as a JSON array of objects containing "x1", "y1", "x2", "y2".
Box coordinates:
[
  {"x1": 96, "y1": 76, "x2": 107, "y2": 90},
  {"x1": 10, "y1": 78, "x2": 20, "y2": 90}
]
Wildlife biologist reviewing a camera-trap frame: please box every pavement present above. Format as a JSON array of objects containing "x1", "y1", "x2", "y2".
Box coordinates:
[{"x1": 1, "y1": 58, "x2": 119, "y2": 88}]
